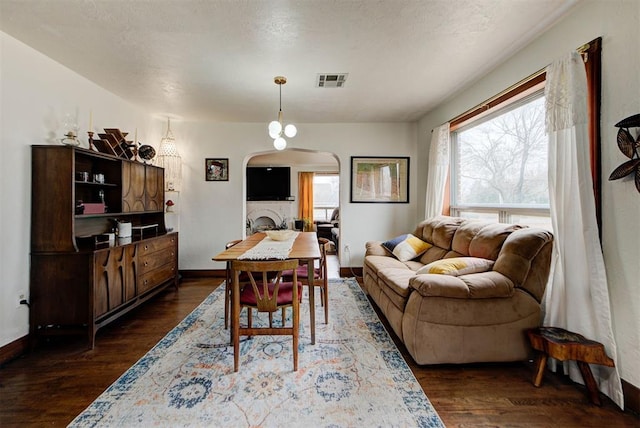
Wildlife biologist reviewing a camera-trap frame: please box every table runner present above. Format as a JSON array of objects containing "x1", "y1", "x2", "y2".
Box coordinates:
[{"x1": 237, "y1": 232, "x2": 299, "y2": 260}]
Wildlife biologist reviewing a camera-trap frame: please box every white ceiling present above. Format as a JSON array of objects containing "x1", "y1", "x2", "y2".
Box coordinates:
[{"x1": 0, "y1": 0, "x2": 578, "y2": 124}]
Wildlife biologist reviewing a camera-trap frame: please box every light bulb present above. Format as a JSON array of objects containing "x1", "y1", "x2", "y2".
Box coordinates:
[
  {"x1": 268, "y1": 120, "x2": 282, "y2": 136},
  {"x1": 269, "y1": 128, "x2": 280, "y2": 139},
  {"x1": 274, "y1": 137, "x2": 287, "y2": 150},
  {"x1": 284, "y1": 124, "x2": 297, "y2": 138}
]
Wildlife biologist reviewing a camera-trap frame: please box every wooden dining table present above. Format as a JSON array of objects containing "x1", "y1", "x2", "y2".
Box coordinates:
[{"x1": 212, "y1": 231, "x2": 322, "y2": 344}]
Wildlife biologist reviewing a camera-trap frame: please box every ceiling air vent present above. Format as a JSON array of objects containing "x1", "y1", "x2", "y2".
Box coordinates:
[{"x1": 317, "y1": 73, "x2": 348, "y2": 88}]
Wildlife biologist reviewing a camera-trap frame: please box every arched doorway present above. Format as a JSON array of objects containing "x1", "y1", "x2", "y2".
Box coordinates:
[{"x1": 243, "y1": 148, "x2": 340, "y2": 252}]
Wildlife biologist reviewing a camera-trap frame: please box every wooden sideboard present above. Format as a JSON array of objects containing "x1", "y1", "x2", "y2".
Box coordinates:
[{"x1": 30, "y1": 145, "x2": 179, "y2": 348}]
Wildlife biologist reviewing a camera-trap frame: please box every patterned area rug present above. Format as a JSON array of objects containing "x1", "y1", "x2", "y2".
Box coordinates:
[{"x1": 69, "y1": 278, "x2": 444, "y2": 427}]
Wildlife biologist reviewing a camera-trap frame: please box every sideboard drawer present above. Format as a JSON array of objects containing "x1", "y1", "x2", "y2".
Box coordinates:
[
  {"x1": 139, "y1": 247, "x2": 176, "y2": 275},
  {"x1": 139, "y1": 262, "x2": 176, "y2": 294},
  {"x1": 139, "y1": 234, "x2": 177, "y2": 256}
]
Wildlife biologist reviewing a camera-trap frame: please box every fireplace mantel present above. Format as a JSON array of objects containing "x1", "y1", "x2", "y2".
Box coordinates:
[{"x1": 246, "y1": 201, "x2": 295, "y2": 234}]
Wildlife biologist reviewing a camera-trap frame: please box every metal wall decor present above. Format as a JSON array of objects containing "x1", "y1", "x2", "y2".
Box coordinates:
[{"x1": 608, "y1": 113, "x2": 640, "y2": 193}]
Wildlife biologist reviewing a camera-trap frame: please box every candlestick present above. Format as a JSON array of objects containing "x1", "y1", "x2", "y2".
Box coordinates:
[{"x1": 88, "y1": 131, "x2": 94, "y2": 151}]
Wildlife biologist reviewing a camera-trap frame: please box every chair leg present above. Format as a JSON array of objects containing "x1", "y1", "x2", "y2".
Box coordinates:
[
  {"x1": 323, "y1": 281, "x2": 329, "y2": 324},
  {"x1": 232, "y1": 281, "x2": 240, "y2": 372},
  {"x1": 293, "y1": 301, "x2": 299, "y2": 372}
]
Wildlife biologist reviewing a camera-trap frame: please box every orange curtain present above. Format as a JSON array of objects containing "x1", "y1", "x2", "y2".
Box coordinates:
[{"x1": 298, "y1": 172, "x2": 314, "y2": 230}]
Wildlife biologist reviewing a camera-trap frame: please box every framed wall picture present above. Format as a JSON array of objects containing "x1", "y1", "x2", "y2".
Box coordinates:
[
  {"x1": 350, "y1": 156, "x2": 409, "y2": 203},
  {"x1": 205, "y1": 158, "x2": 229, "y2": 181}
]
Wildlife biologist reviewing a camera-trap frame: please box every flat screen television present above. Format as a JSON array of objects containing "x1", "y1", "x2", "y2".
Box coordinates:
[{"x1": 246, "y1": 166, "x2": 291, "y2": 201}]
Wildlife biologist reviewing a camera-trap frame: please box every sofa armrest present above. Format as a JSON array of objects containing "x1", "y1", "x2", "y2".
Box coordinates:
[
  {"x1": 365, "y1": 241, "x2": 388, "y2": 257},
  {"x1": 409, "y1": 271, "x2": 515, "y2": 299}
]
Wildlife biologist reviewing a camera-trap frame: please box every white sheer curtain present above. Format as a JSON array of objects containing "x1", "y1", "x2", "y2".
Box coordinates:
[
  {"x1": 425, "y1": 123, "x2": 450, "y2": 218},
  {"x1": 544, "y1": 51, "x2": 623, "y2": 408}
]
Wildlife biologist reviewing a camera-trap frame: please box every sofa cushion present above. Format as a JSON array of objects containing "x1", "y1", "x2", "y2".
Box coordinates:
[
  {"x1": 415, "y1": 257, "x2": 495, "y2": 276},
  {"x1": 364, "y1": 255, "x2": 411, "y2": 273},
  {"x1": 410, "y1": 271, "x2": 514, "y2": 299},
  {"x1": 382, "y1": 234, "x2": 432, "y2": 262},
  {"x1": 378, "y1": 268, "x2": 416, "y2": 299}
]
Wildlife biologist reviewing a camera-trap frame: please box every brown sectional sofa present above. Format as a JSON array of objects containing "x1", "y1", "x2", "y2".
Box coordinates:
[{"x1": 363, "y1": 216, "x2": 554, "y2": 365}]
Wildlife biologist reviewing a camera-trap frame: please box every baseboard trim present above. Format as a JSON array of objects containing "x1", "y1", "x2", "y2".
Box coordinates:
[
  {"x1": 179, "y1": 269, "x2": 225, "y2": 278},
  {"x1": 622, "y1": 379, "x2": 640, "y2": 415},
  {"x1": 0, "y1": 334, "x2": 29, "y2": 366},
  {"x1": 339, "y1": 267, "x2": 363, "y2": 277}
]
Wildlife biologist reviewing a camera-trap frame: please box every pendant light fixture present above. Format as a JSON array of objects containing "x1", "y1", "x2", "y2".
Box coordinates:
[
  {"x1": 268, "y1": 76, "x2": 297, "y2": 150},
  {"x1": 155, "y1": 118, "x2": 182, "y2": 191}
]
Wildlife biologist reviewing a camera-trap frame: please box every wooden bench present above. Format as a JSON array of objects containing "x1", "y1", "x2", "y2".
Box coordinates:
[{"x1": 527, "y1": 327, "x2": 615, "y2": 406}]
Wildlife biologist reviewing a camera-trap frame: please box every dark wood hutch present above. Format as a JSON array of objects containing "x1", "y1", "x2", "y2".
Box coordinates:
[{"x1": 30, "y1": 145, "x2": 179, "y2": 348}]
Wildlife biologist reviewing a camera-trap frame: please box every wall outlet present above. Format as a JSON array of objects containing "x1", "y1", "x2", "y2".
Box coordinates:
[
  {"x1": 344, "y1": 244, "x2": 350, "y2": 253},
  {"x1": 17, "y1": 293, "x2": 25, "y2": 308}
]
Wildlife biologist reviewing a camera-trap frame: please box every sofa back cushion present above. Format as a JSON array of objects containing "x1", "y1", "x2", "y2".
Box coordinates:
[
  {"x1": 493, "y1": 228, "x2": 554, "y2": 302},
  {"x1": 411, "y1": 216, "x2": 554, "y2": 303},
  {"x1": 452, "y1": 222, "x2": 525, "y2": 260},
  {"x1": 413, "y1": 216, "x2": 464, "y2": 264}
]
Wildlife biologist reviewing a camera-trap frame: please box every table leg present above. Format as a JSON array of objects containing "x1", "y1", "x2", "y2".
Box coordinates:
[
  {"x1": 578, "y1": 361, "x2": 602, "y2": 406},
  {"x1": 532, "y1": 352, "x2": 548, "y2": 387},
  {"x1": 307, "y1": 258, "x2": 315, "y2": 345}
]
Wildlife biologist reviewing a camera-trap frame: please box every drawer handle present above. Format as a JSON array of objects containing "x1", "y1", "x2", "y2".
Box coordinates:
[
  {"x1": 144, "y1": 261, "x2": 149, "y2": 266},
  {"x1": 144, "y1": 245, "x2": 149, "y2": 250},
  {"x1": 144, "y1": 279, "x2": 149, "y2": 285}
]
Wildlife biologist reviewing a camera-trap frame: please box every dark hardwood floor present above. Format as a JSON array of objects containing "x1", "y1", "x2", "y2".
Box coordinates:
[{"x1": 0, "y1": 277, "x2": 637, "y2": 427}]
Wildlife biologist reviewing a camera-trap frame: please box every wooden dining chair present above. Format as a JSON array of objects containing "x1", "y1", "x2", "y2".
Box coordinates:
[
  {"x1": 281, "y1": 237, "x2": 330, "y2": 324},
  {"x1": 231, "y1": 259, "x2": 302, "y2": 372}
]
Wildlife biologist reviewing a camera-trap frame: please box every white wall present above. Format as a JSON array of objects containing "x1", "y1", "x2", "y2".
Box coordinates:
[
  {"x1": 0, "y1": 33, "x2": 164, "y2": 347},
  {"x1": 175, "y1": 122, "x2": 417, "y2": 271},
  {"x1": 418, "y1": 0, "x2": 640, "y2": 389},
  {"x1": 0, "y1": 32, "x2": 418, "y2": 348}
]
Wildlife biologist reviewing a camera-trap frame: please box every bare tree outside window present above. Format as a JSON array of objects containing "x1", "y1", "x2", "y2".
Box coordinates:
[
  {"x1": 455, "y1": 95, "x2": 548, "y2": 206},
  {"x1": 451, "y1": 92, "x2": 551, "y2": 230}
]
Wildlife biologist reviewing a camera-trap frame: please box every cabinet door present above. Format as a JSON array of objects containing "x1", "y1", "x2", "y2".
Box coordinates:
[
  {"x1": 145, "y1": 166, "x2": 164, "y2": 211},
  {"x1": 122, "y1": 161, "x2": 146, "y2": 212},
  {"x1": 94, "y1": 245, "x2": 137, "y2": 318}
]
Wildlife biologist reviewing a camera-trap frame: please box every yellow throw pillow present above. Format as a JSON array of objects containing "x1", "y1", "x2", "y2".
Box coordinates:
[{"x1": 416, "y1": 257, "x2": 494, "y2": 276}]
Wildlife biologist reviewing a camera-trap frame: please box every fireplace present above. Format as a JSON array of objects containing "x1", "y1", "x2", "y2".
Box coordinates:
[{"x1": 246, "y1": 201, "x2": 294, "y2": 234}]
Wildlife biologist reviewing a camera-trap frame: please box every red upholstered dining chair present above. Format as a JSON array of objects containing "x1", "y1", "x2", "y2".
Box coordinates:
[
  {"x1": 230, "y1": 259, "x2": 302, "y2": 372},
  {"x1": 282, "y1": 237, "x2": 330, "y2": 324}
]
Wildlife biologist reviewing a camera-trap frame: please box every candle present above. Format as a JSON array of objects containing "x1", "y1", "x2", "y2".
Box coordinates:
[
  {"x1": 134, "y1": 128, "x2": 138, "y2": 143},
  {"x1": 89, "y1": 110, "x2": 93, "y2": 132}
]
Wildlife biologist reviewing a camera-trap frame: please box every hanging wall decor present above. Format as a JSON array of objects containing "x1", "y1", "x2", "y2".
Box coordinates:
[
  {"x1": 205, "y1": 158, "x2": 229, "y2": 181},
  {"x1": 608, "y1": 113, "x2": 640, "y2": 193}
]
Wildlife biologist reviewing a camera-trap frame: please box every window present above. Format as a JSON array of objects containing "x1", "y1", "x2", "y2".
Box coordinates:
[
  {"x1": 451, "y1": 91, "x2": 552, "y2": 230},
  {"x1": 313, "y1": 174, "x2": 339, "y2": 221},
  {"x1": 447, "y1": 38, "x2": 601, "y2": 232}
]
